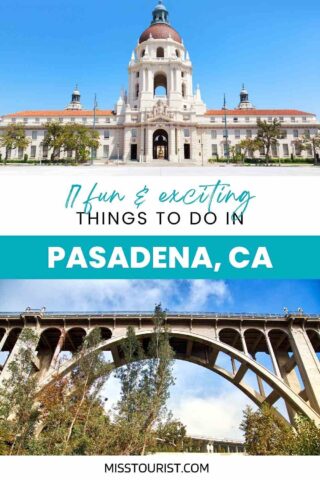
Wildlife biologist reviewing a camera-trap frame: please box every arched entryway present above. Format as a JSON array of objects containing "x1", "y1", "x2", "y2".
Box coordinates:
[{"x1": 153, "y1": 129, "x2": 169, "y2": 160}]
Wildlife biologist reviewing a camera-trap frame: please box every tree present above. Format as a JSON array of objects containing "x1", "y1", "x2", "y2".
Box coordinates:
[
  {"x1": 63, "y1": 124, "x2": 99, "y2": 162},
  {"x1": 0, "y1": 329, "x2": 39, "y2": 455},
  {"x1": 0, "y1": 124, "x2": 29, "y2": 163},
  {"x1": 112, "y1": 305, "x2": 175, "y2": 455},
  {"x1": 256, "y1": 118, "x2": 283, "y2": 164},
  {"x1": 33, "y1": 328, "x2": 112, "y2": 455},
  {"x1": 240, "y1": 405, "x2": 320, "y2": 455},
  {"x1": 156, "y1": 418, "x2": 187, "y2": 453},
  {"x1": 42, "y1": 122, "x2": 66, "y2": 160},
  {"x1": 237, "y1": 138, "x2": 262, "y2": 162},
  {"x1": 295, "y1": 132, "x2": 320, "y2": 163}
]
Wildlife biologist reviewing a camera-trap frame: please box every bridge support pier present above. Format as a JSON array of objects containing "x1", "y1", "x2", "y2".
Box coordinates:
[{"x1": 290, "y1": 326, "x2": 320, "y2": 414}]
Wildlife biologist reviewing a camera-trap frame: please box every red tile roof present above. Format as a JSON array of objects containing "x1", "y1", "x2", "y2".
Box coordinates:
[
  {"x1": 206, "y1": 109, "x2": 315, "y2": 116},
  {"x1": 139, "y1": 23, "x2": 182, "y2": 44},
  {"x1": 4, "y1": 110, "x2": 114, "y2": 118}
]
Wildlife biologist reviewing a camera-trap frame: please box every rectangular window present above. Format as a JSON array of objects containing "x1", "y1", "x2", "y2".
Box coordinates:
[
  {"x1": 235, "y1": 130, "x2": 240, "y2": 139},
  {"x1": 212, "y1": 144, "x2": 218, "y2": 156},
  {"x1": 35, "y1": 118, "x2": 40, "y2": 123},
  {"x1": 59, "y1": 118, "x2": 63, "y2": 123},
  {"x1": 184, "y1": 128, "x2": 190, "y2": 138},
  {"x1": 211, "y1": 130, "x2": 217, "y2": 139},
  {"x1": 271, "y1": 144, "x2": 278, "y2": 157},
  {"x1": 91, "y1": 148, "x2": 97, "y2": 160},
  {"x1": 12, "y1": 118, "x2": 17, "y2": 123},
  {"x1": 246, "y1": 129, "x2": 252, "y2": 138},
  {"x1": 42, "y1": 146, "x2": 49, "y2": 158},
  {"x1": 223, "y1": 129, "x2": 228, "y2": 138},
  {"x1": 283, "y1": 144, "x2": 289, "y2": 156},
  {"x1": 281, "y1": 130, "x2": 287, "y2": 139},
  {"x1": 245, "y1": 117, "x2": 250, "y2": 123},
  {"x1": 291, "y1": 117, "x2": 296, "y2": 123},
  {"x1": 132, "y1": 129, "x2": 137, "y2": 138},
  {"x1": 302, "y1": 117, "x2": 307, "y2": 123},
  {"x1": 104, "y1": 130, "x2": 110, "y2": 139},
  {"x1": 279, "y1": 117, "x2": 284, "y2": 122},
  {"x1": 30, "y1": 146, "x2": 37, "y2": 158},
  {"x1": 210, "y1": 117, "x2": 216, "y2": 123},
  {"x1": 293, "y1": 129, "x2": 299, "y2": 138},
  {"x1": 18, "y1": 147, "x2": 24, "y2": 159},
  {"x1": 103, "y1": 145, "x2": 109, "y2": 158},
  {"x1": 305, "y1": 129, "x2": 310, "y2": 138},
  {"x1": 268, "y1": 117, "x2": 273, "y2": 123},
  {"x1": 106, "y1": 117, "x2": 111, "y2": 123},
  {"x1": 233, "y1": 117, "x2": 238, "y2": 123},
  {"x1": 23, "y1": 118, "x2": 28, "y2": 124},
  {"x1": 82, "y1": 118, "x2": 87, "y2": 124},
  {"x1": 307, "y1": 146, "x2": 312, "y2": 157},
  {"x1": 32, "y1": 131, "x2": 37, "y2": 140},
  {"x1": 295, "y1": 144, "x2": 302, "y2": 156}
]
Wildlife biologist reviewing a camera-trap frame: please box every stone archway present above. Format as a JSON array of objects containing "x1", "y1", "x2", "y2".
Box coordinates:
[
  {"x1": 38, "y1": 329, "x2": 320, "y2": 427},
  {"x1": 153, "y1": 129, "x2": 169, "y2": 160}
]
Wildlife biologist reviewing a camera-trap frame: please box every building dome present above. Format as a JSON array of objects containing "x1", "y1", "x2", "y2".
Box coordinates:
[
  {"x1": 139, "y1": 1, "x2": 182, "y2": 44},
  {"x1": 139, "y1": 23, "x2": 182, "y2": 44}
]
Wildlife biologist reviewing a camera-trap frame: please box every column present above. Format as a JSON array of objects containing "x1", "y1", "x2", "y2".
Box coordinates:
[
  {"x1": 169, "y1": 128, "x2": 175, "y2": 162},
  {"x1": 265, "y1": 331, "x2": 281, "y2": 378},
  {"x1": 51, "y1": 329, "x2": 67, "y2": 369},
  {"x1": 240, "y1": 331, "x2": 249, "y2": 356},
  {"x1": 275, "y1": 349, "x2": 302, "y2": 424},
  {"x1": 289, "y1": 325, "x2": 320, "y2": 413},
  {"x1": 0, "y1": 330, "x2": 9, "y2": 353},
  {"x1": 0, "y1": 328, "x2": 39, "y2": 385}
]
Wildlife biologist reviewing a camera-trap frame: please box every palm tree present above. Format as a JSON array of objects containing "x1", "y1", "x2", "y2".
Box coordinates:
[
  {"x1": 256, "y1": 118, "x2": 283, "y2": 165},
  {"x1": 237, "y1": 138, "x2": 262, "y2": 163},
  {"x1": 295, "y1": 132, "x2": 320, "y2": 164}
]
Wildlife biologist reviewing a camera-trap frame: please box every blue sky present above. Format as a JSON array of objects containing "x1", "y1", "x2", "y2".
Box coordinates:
[
  {"x1": 0, "y1": 0, "x2": 319, "y2": 115},
  {"x1": 0, "y1": 279, "x2": 319, "y2": 438}
]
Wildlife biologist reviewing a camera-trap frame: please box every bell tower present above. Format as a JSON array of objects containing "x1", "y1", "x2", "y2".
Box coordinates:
[{"x1": 127, "y1": 1, "x2": 195, "y2": 111}]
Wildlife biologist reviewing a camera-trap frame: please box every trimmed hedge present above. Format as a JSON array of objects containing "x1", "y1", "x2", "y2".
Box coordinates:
[{"x1": 209, "y1": 157, "x2": 315, "y2": 165}]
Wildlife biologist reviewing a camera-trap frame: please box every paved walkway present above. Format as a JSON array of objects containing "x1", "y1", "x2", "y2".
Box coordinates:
[{"x1": 1, "y1": 163, "x2": 319, "y2": 176}]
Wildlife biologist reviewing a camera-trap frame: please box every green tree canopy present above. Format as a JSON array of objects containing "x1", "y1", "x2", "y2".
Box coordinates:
[
  {"x1": 42, "y1": 122, "x2": 66, "y2": 160},
  {"x1": 0, "y1": 124, "x2": 29, "y2": 162},
  {"x1": 63, "y1": 124, "x2": 99, "y2": 162},
  {"x1": 241, "y1": 405, "x2": 320, "y2": 455},
  {"x1": 256, "y1": 118, "x2": 283, "y2": 163}
]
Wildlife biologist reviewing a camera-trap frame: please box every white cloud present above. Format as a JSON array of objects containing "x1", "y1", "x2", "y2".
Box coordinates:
[
  {"x1": 0, "y1": 279, "x2": 231, "y2": 313},
  {"x1": 179, "y1": 280, "x2": 231, "y2": 311},
  {"x1": 170, "y1": 390, "x2": 251, "y2": 440}
]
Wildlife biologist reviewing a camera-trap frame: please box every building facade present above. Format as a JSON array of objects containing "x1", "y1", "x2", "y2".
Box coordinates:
[{"x1": 0, "y1": 1, "x2": 319, "y2": 164}]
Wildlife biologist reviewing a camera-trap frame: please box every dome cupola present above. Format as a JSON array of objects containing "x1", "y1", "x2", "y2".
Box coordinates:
[
  {"x1": 139, "y1": 1, "x2": 182, "y2": 44},
  {"x1": 151, "y1": 1, "x2": 169, "y2": 24},
  {"x1": 237, "y1": 84, "x2": 255, "y2": 110}
]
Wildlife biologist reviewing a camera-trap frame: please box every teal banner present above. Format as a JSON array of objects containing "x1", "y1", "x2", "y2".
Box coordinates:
[{"x1": 0, "y1": 236, "x2": 318, "y2": 279}]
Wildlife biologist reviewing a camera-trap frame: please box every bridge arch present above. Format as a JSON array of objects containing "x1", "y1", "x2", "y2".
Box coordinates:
[{"x1": 39, "y1": 329, "x2": 320, "y2": 426}]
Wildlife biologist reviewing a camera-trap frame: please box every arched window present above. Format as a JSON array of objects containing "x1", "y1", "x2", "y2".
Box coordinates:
[
  {"x1": 176, "y1": 49, "x2": 180, "y2": 58},
  {"x1": 157, "y1": 47, "x2": 165, "y2": 58},
  {"x1": 182, "y1": 83, "x2": 186, "y2": 98},
  {"x1": 135, "y1": 83, "x2": 140, "y2": 99},
  {"x1": 141, "y1": 50, "x2": 146, "y2": 58},
  {"x1": 154, "y1": 73, "x2": 167, "y2": 96}
]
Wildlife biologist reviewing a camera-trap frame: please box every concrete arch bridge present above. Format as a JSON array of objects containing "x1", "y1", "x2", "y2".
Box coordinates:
[{"x1": 1, "y1": 310, "x2": 320, "y2": 426}]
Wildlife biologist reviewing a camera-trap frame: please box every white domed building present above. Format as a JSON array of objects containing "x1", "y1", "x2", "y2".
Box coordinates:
[{"x1": 0, "y1": 1, "x2": 318, "y2": 163}]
